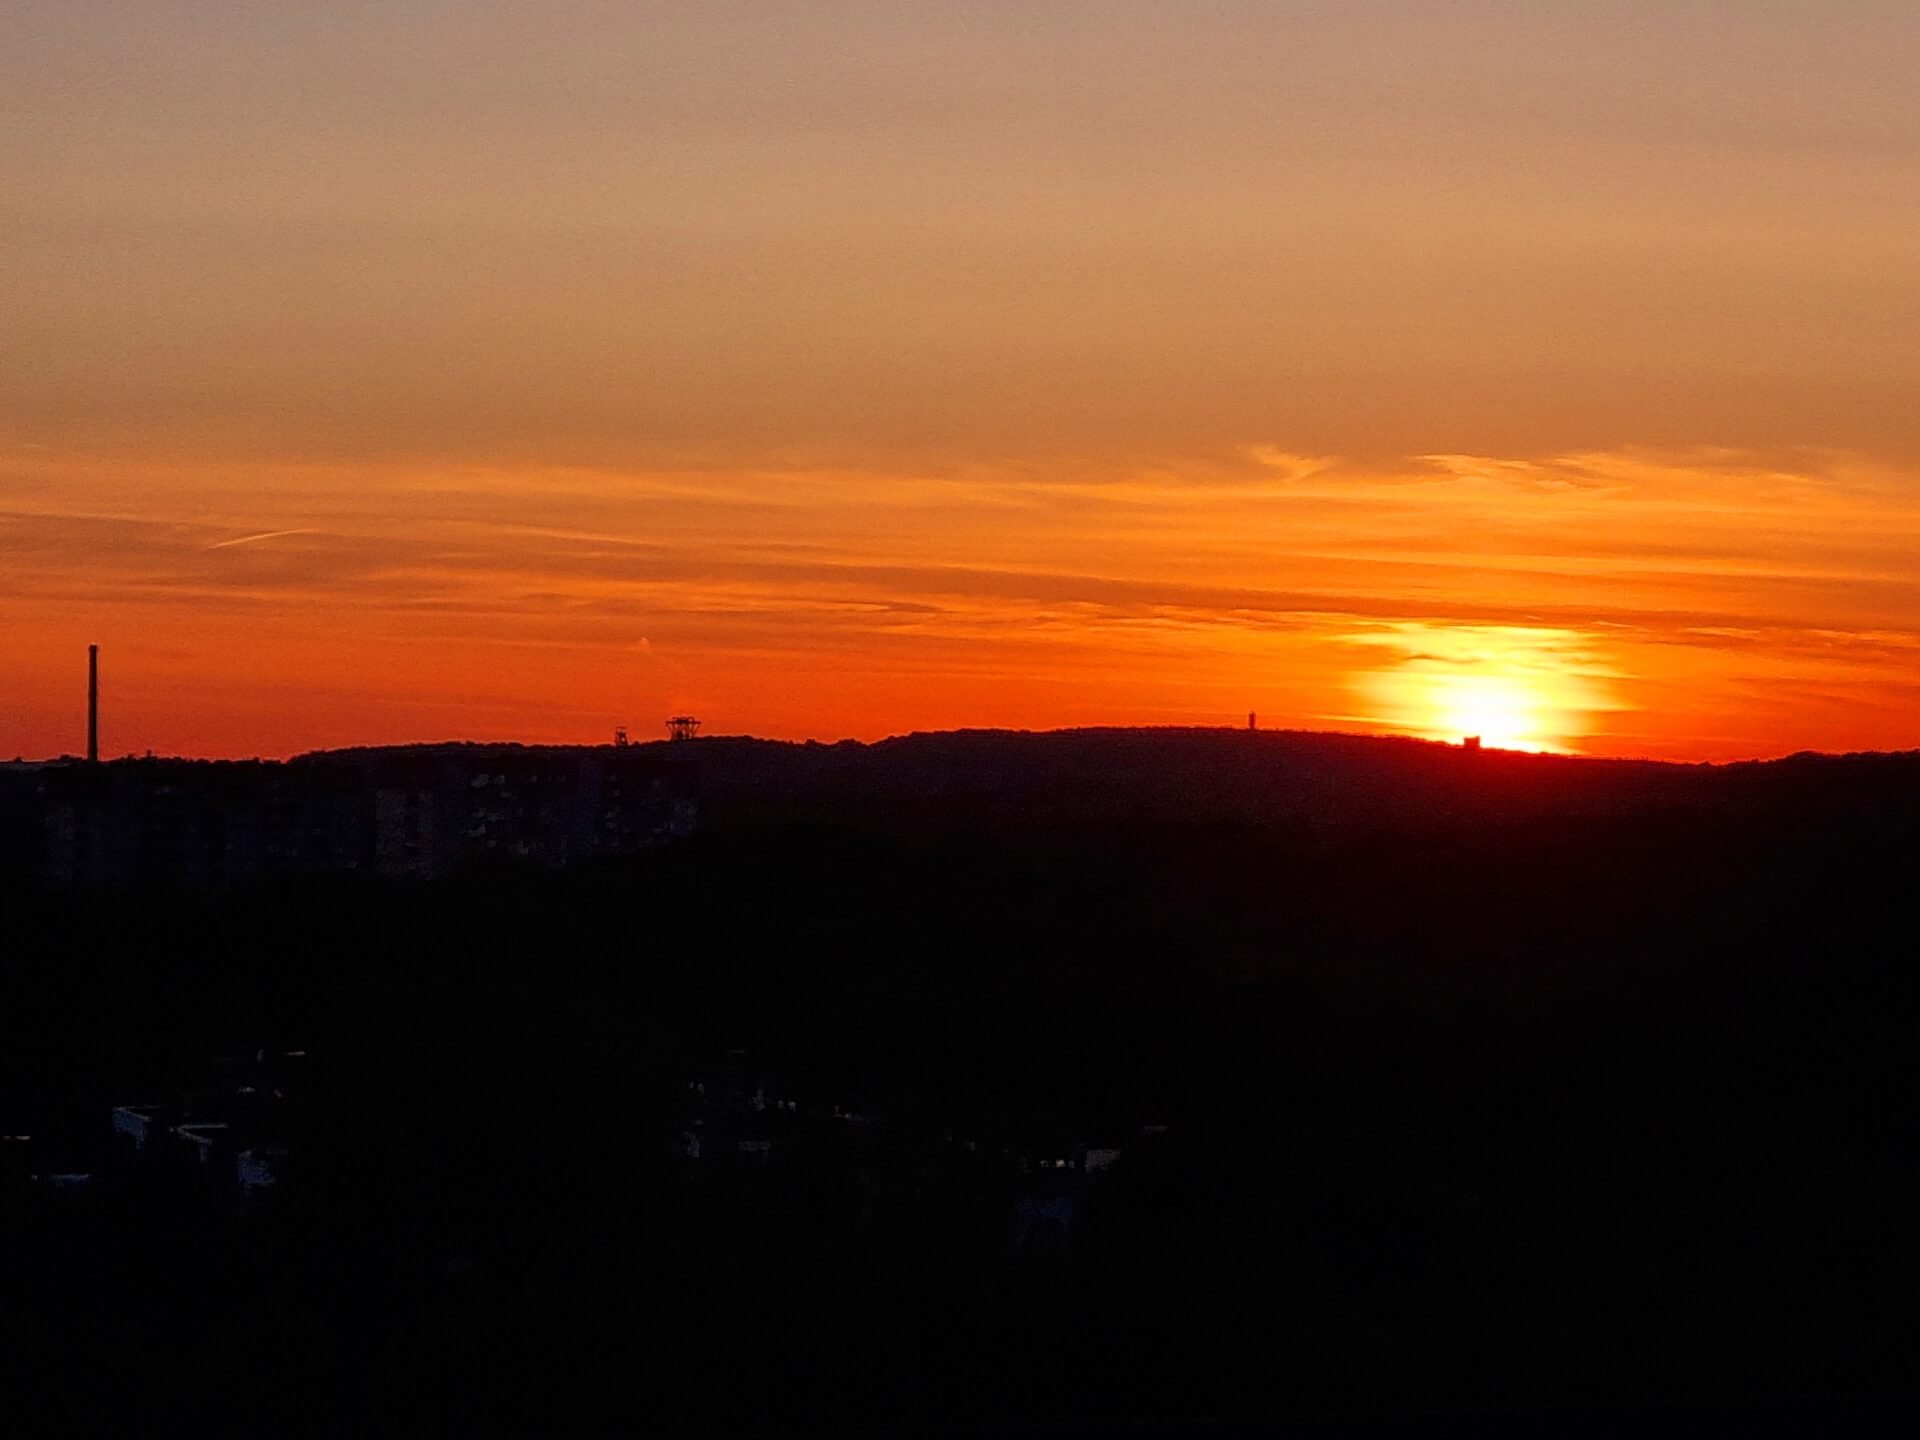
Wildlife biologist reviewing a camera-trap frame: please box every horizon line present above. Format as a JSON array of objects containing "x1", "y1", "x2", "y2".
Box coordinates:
[{"x1": 10, "y1": 721, "x2": 1912, "y2": 771}]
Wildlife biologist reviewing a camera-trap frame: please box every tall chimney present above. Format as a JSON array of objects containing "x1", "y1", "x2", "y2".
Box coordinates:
[{"x1": 87, "y1": 644, "x2": 99, "y2": 763}]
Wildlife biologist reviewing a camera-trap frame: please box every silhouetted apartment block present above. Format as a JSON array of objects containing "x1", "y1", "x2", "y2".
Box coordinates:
[
  {"x1": 375, "y1": 785, "x2": 442, "y2": 879},
  {"x1": 6, "y1": 744, "x2": 697, "y2": 887}
]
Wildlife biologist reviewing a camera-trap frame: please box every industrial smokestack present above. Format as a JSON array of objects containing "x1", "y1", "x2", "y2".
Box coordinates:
[{"x1": 87, "y1": 644, "x2": 99, "y2": 763}]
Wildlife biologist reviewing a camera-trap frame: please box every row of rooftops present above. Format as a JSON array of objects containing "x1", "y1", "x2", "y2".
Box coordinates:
[
  {"x1": 1, "y1": 748, "x2": 696, "y2": 887},
  {"x1": 674, "y1": 1050, "x2": 1166, "y2": 1184},
  {"x1": 100, "y1": 1046, "x2": 308, "y2": 1206}
]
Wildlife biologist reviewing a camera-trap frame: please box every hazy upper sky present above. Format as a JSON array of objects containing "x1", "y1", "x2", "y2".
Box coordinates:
[{"x1": 5, "y1": 2, "x2": 1919, "y2": 759}]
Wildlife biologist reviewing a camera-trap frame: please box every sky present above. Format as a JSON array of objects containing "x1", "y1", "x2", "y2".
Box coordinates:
[{"x1": 5, "y1": 1, "x2": 1919, "y2": 761}]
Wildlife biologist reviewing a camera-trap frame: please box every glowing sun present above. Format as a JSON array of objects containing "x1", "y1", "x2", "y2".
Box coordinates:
[
  {"x1": 1426, "y1": 673, "x2": 1555, "y2": 752},
  {"x1": 1348, "y1": 624, "x2": 1624, "y2": 753}
]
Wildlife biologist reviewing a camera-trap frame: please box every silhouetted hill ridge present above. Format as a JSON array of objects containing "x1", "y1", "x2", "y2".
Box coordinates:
[{"x1": 296, "y1": 725, "x2": 1920, "y2": 830}]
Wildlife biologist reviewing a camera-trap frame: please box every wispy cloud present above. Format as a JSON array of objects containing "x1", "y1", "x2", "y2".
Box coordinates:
[
  {"x1": 3, "y1": 445, "x2": 1918, "y2": 759},
  {"x1": 203, "y1": 528, "x2": 319, "y2": 550}
]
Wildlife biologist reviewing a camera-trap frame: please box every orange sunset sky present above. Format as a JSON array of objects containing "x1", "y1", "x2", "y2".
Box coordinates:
[{"x1": 5, "y1": 3, "x2": 1919, "y2": 762}]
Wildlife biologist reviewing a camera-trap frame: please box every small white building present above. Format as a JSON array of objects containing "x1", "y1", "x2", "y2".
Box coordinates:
[
  {"x1": 171, "y1": 1122, "x2": 231, "y2": 1166},
  {"x1": 111, "y1": 1105, "x2": 168, "y2": 1152},
  {"x1": 236, "y1": 1148, "x2": 285, "y2": 1201}
]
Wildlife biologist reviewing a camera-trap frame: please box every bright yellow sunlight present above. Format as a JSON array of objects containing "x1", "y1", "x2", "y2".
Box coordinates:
[
  {"x1": 1347, "y1": 624, "x2": 1623, "y2": 753},
  {"x1": 1426, "y1": 674, "x2": 1554, "y2": 752}
]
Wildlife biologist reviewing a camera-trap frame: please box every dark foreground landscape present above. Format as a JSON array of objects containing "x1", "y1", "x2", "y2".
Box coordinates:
[{"x1": 4, "y1": 728, "x2": 1919, "y2": 1431}]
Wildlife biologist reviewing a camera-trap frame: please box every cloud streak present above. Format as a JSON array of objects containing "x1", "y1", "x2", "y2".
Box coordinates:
[
  {"x1": 203, "y1": 528, "x2": 320, "y2": 550},
  {"x1": 2, "y1": 443, "x2": 1918, "y2": 760}
]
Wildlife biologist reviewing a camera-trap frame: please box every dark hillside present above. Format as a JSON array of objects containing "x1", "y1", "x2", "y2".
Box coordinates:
[{"x1": 4, "y1": 730, "x2": 1918, "y2": 1429}]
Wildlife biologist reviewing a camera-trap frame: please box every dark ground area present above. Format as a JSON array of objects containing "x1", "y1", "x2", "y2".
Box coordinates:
[{"x1": 3, "y1": 730, "x2": 1918, "y2": 1432}]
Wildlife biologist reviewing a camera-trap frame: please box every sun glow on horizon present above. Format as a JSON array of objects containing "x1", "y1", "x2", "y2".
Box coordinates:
[
  {"x1": 1425, "y1": 673, "x2": 1557, "y2": 753},
  {"x1": 1350, "y1": 624, "x2": 1624, "y2": 754}
]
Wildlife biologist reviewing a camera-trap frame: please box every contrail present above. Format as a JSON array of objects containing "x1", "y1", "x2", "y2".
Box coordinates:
[{"x1": 204, "y1": 528, "x2": 319, "y2": 550}]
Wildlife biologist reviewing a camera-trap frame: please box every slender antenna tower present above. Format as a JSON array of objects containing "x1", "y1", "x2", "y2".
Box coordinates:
[{"x1": 87, "y1": 644, "x2": 99, "y2": 763}]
